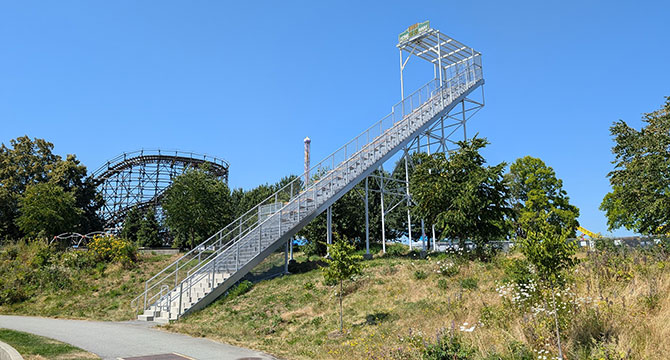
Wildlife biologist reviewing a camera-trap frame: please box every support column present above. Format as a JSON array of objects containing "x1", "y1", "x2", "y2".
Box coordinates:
[
  {"x1": 421, "y1": 219, "x2": 426, "y2": 252},
  {"x1": 326, "y1": 206, "x2": 332, "y2": 257},
  {"x1": 289, "y1": 237, "x2": 294, "y2": 261},
  {"x1": 404, "y1": 148, "x2": 412, "y2": 250},
  {"x1": 364, "y1": 177, "x2": 371, "y2": 259},
  {"x1": 462, "y1": 100, "x2": 467, "y2": 140},
  {"x1": 380, "y1": 167, "x2": 386, "y2": 254},
  {"x1": 432, "y1": 224, "x2": 436, "y2": 251},
  {"x1": 284, "y1": 239, "x2": 289, "y2": 275},
  {"x1": 399, "y1": 49, "x2": 405, "y2": 100}
]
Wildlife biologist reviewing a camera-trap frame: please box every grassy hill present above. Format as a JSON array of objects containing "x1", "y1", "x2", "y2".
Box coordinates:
[
  {"x1": 2, "y1": 240, "x2": 670, "y2": 359},
  {"x1": 0, "y1": 241, "x2": 178, "y2": 321},
  {"x1": 163, "y1": 244, "x2": 670, "y2": 360}
]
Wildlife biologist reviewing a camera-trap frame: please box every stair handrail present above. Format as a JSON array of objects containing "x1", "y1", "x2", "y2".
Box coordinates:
[
  {"x1": 133, "y1": 54, "x2": 482, "y2": 314},
  {"x1": 171, "y1": 71, "x2": 478, "y2": 310}
]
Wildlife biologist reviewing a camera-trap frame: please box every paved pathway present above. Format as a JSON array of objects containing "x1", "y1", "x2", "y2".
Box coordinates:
[{"x1": 0, "y1": 315, "x2": 275, "y2": 360}]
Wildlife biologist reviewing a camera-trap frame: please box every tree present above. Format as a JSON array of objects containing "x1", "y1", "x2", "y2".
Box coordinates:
[
  {"x1": 137, "y1": 208, "x2": 162, "y2": 247},
  {"x1": 322, "y1": 237, "x2": 363, "y2": 332},
  {"x1": 162, "y1": 168, "x2": 234, "y2": 249},
  {"x1": 507, "y1": 156, "x2": 579, "y2": 238},
  {"x1": 48, "y1": 154, "x2": 103, "y2": 233},
  {"x1": 410, "y1": 137, "x2": 513, "y2": 258},
  {"x1": 120, "y1": 206, "x2": 143, "y2": 242},
  {"x1": 16, "y1": 183, "x2": 81, "y2": 238},
  {"x1": 519, "y1": 214, "x2": 577, "y2": 360},
  {"x1": 601, "y1": 97, "x2": 670, "y2": 234},
  {"x1": 0, "y1": 137, "x2": 102, "y2": 239}
]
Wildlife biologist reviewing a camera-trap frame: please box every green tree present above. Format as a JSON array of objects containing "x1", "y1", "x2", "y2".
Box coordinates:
[
  {"x1": 120, "y1": 206, "x2": 143, "y2": 242},
  {"x1": 410, "y1": 137, "x2": 513, "y2": 259},
  {"x1": 507, "y1": 156, "x2": 579, "y2": 238},
  {"x1": 0, "y1": 137, "x2": 102, "y2": 239},
  {"x1": 162, "y1": 168, "x2": 234, "y2": 249},
  {"x1": 601, "y1": 97, "x2": 670, "y2": 234},
  {"x1": 16, "y1": 183, "x2": 81, "y2": 238},
  {"x1": 48, "y1": 154, "x2": 103, "y2": 233},
  {"x1": 137, "y1": 208, "x2": 162, "y2": 247},
  {"x1": 322, "y1": 237, "x2": 363, "y2": 332},
  {"x1": 519, "y1": 215, "x2": 577, "y2": 360}
]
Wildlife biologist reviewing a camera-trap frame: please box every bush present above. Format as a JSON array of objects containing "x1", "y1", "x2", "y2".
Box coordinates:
[
  {"x1": 385, "y1": 243, "x2": 408, "y2": 257},
  {"x1": 422, "y1": 334, "x2": 475, "y2": 360},
  {"x1": 435, "y1": 260, "x2": 459, "y2": 277},
  {"x1": 88, "y1": 235, "x2": 137, "y2": 267},
  {"x1": 460, "y1": 277, "x2": 478, "y2": 290},
  {"x1": 414, "y1": 270, "x2": 428, "y2": 280}
]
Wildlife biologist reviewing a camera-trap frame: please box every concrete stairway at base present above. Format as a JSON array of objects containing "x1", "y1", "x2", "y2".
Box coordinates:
[{"x1": 131, "y1": 53, "x2": 484, "y2": 322}]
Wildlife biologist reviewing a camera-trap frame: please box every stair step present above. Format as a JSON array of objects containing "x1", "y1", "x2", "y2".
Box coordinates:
[{"x1": 135, "y1": 82, "x2": 467, "y2": 319}]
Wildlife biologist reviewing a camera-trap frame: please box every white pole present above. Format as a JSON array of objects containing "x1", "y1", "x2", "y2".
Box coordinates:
[
  {"x1": 326, "y1": 206, "x2": 332, "y2": 257},
  {"x1": 365, "y1": 177, "x2": 370, "y2": 257},
  {"x1": 421, "y1": 219, "x2": 426, "y2": 252},
  {"x1": 437, "y1": 32, "x2": 443, "y2": 87},
  {"x1": 304, "y1": 137, "x2": 311, "y2": 186},
  {"x1": 399, "y1": 49, "x2": 405, "y2": 99},
  {"x1": 380, "y1": 169, "x2": 386, "y2": 253},
  {"x1": 405, "y1": 149, "x2": 412, "y2": 250}
]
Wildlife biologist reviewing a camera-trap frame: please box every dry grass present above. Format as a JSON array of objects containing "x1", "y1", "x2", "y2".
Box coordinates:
[
  {"x1": 163, "y1": 248, "x2": 670, "y2": 359},
  {"x1": 0, "y1": 252, "x2": 179, "y2": 321}
]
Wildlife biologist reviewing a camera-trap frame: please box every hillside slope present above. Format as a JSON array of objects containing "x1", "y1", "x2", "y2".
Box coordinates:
[{"x1": 164, "y1": 246, "x2": 670, "y2": 360}]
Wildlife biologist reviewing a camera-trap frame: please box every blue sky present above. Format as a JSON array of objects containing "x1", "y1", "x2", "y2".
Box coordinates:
[{"x1": 1, "y1": 1, "x2": 669, "y2": 236}]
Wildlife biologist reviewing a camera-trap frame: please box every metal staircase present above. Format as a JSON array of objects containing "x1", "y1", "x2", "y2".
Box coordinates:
[{"x1": 131, "y1": 51, "x2": 483, "y2": 323}]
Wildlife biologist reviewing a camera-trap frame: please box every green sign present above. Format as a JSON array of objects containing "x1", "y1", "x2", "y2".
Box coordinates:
[{"x1": 398, "y1": 21, "x2": 430, "y2": 43}]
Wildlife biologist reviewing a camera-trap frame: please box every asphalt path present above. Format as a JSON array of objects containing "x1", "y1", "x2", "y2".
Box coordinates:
[{"x1": 0, "y1": 315, "x2": 275, "y2": 360}]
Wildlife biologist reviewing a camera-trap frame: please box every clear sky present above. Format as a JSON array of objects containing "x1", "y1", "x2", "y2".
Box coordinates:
[{"x1": 1, "y1": 1, "x2": 669, "y2": 236}]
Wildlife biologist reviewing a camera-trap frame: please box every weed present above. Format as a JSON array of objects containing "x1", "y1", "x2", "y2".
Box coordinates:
[
  {"x1": 437, "y1": 278, "x2": 449, "y2": 290},
  {"x1": 422, "y1": 333, "x2": 475, "y2": 360},
  {"x1": 413, "y1": 270, "x2": 427, "y2": 280},
  {"x1": 460, "y1": 277, "x2": 478, "y2": 290}
]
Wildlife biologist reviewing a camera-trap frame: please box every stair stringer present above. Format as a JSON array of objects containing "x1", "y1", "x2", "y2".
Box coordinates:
[{"x1": 178, "y1": 79, "x2": 484, "y2": 318}]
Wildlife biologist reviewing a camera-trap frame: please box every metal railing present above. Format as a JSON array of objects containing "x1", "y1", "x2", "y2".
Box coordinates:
[{"x1": 132, "y1": 54, "x2": 483, "y2": 318}]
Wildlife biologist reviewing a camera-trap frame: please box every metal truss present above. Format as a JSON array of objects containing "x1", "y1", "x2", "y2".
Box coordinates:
[
  {"x1": 91, "y1": 149, "x2": 229, "y2": 229},
  {"x1": 131, "y1": 23, "x2": 485, "y2": 321},
  {"x1": 362, "y1": 25, "x2": 486, "y2": 253}
]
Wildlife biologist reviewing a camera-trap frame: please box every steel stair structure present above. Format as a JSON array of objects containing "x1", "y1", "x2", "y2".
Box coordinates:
[{"x1": 131, "y1": 49, "x2": 484, "y2": 323}]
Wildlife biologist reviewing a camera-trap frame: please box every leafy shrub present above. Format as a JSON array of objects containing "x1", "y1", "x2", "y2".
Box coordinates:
[
  {"x1": 414, "y1": 270, "x2": 427, "y2": 280},
  {"x1": 422, "y1": 334, "x2": 475, "y2": 360},
  {"x1": 88, "y1": 235, "x2": 137, "y2": 267},
  {"x1": 503, "y1": 258, "x2": 535, "y2": 287},
  {"x1": 460, "y1": 277, "x2": 478, "y2": 290},
  {"x1": 60, "y1": 251, "x2": 94, "y2": 270},
  {"x1": 479, "y1": 304, "x2": 509, "y2": 329},
  {"x1": 385, "y1": 243, "x2": 408, "y2": 257},
  {"x1": 435, "y1": 260, "x2": 459, "y2": 277}
]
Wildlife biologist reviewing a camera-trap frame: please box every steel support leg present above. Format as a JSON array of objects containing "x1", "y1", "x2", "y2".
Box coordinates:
[
  {"x1": 326, "y1": 206, "x2": 332, "y2": 257},
  {"x1": 364, "y1": 177, "x2": 371, "y2": 259},
  {"x1": 404, "y1": 148, "x2": 412, "y2": 250},
  {"x1": 380, "y1": 167, "x2": 386, "y2": 254}
]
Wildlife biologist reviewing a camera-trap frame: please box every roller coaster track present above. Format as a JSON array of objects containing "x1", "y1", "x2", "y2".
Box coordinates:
[
  {"x1": 132, "y1": 26, "x2": 484, "y2": 323},
  {"x1": 92, "y1": 150, "x2": 229, "y2": 228}
]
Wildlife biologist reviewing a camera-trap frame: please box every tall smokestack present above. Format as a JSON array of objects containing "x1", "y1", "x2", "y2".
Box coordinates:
[{"x1": 304, "y1": 137, "x2": 311, "y2": 186}]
